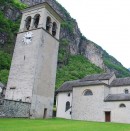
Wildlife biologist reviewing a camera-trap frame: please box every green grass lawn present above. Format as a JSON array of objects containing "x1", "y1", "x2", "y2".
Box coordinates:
[{"x1": 0, "y1": 118, "x2": 130, "y2": 131}]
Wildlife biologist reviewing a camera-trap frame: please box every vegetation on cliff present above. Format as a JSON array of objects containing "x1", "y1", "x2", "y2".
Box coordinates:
[
  {"x1": 0, "y1": 0, "x2": 26, "y2": 84},
  {"x1": 95, "y1": 45, "x2": 130, "y2": 77},
  {"x1": 0, "y1": 51, "x2": 11, "y2": 84},
  {"x1": 56, "y1": 55, "x2": 103, "y2": 89},
  {"x1": 0, "y1": 11, "x2": 19, "y2": 53},
  {"x1": 0, "y1": 0, "x2": 27, "y2": 10}
]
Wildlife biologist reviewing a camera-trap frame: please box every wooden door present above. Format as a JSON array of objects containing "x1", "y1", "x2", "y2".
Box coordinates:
[
  {"x1": 105, "y1": 112, "x2": 111, "y2": 122},
  {"x1": 43, "y1": 108, "x2": 47, "y2": 118}
]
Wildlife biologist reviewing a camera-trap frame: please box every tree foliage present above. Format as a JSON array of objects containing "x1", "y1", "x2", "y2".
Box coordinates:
[{"x1": 0, "y1": 51, "x2": 11, "y2": 84}]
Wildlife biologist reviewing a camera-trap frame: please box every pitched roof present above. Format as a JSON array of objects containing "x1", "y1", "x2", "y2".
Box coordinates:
[
  {"x1": 56, "y1": 73, "x2": 118, "y2": 93},
  {"x1": 72, "y1": 80, "x2": 106, "y2": 87},
  {"x1": 104, "y1": 94, "x2": 130, "y2": 101},
  {"x1": 56, "y1": 80, "x2": 80, "y2": 92},
  {"x1": 80, "y1": 72, "x2": 114, "y2": 82},
  {"x1": 110, "y1": 77, "x2": 130, "y2": 87},
  {"x1": 56, "y1": 80, "x2": 106, "y2": 92}
]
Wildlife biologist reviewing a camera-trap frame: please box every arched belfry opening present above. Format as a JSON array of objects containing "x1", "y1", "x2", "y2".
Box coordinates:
[
  {"x1": 25, "y1": 16, "x2": 31, "y2": 30},
  {"x1": 52, "y1": 22, "x2": 57, "y2": 37},
  {"x1": 33, "y1": 14, "x2": 40, "y2": 28},
  {"x1": 46, "y1": 16, "x2": 52, "y2": 32}
]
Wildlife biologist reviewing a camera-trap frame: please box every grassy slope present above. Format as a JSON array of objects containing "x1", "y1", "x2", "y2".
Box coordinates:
[{"x1": 0, "y1": 118, "x2": 130, "y2": 131}]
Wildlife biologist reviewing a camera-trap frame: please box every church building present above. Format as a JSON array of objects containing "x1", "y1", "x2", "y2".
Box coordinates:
[{"x1": 56, "y1": 72, "x2": 130, "y2": 123}]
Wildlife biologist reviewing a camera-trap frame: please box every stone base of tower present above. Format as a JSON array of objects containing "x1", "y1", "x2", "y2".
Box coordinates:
[
  {"x1": 30, "y1": 95, "x2": 54, "y2": 119},
  {"x1": 2, "y1": 99, "x2": 31, "y2": 118},
  {"x1": 1, "y1": 99, "x2": 54, "y2": 118}
]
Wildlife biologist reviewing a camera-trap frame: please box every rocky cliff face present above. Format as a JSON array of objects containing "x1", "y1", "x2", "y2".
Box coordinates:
[
  {"x1": 0, "y1": 5, "x2": 21, "y2": 21},
  {"x1": 0, "y1": 1, "x2": 21, "y2": 53},
  {"x1": 1, "y1": 0, "x2": 130, "y2": 78}
]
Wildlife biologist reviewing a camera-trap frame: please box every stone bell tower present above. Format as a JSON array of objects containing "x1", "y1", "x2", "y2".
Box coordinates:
[{"x1": 4, "y1": 2, "x2": 63, "y2": 118}]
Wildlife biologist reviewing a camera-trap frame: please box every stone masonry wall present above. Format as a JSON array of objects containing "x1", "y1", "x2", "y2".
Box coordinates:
[{"x1": 3, "y1": 100, "x2": 31, "y2": 117}]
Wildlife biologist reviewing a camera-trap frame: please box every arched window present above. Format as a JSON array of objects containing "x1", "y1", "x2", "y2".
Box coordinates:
[
  {"x1": 83, "y1": 89, "x2": 93, "y2": 96},
  {"x1": 52, "y1": 22, "x2": 57, "y2": 37},
  {"x1": 124, "y1": 89, "x2": 129, "y2": 94},
  {"x1": 119, "y1": 103, "x2": 126, "y2": 108},
  {"x1": 46, "y1": 16, "x2": 52, "y2": 32},
  {"x1": 33, "y1": 14, "x2": 40, "y2": 28},
  {"x1": 65, "y1": 101, "x2": 70, "y2": 111},
  {"x1": 25, "y1": 16, "x2": 31, "y2": 30}
]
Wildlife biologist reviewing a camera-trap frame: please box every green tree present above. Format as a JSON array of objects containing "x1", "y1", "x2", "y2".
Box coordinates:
[{"x1": 0, "y1": 69, "x2": 9, "y2": 84}]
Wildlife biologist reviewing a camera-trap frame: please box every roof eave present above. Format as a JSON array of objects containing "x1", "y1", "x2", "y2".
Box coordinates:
[
  {"x1": 72, "y1": 83, "x2": 109, "y2": 88},
  {"x1": 104, "y1": 99, "x2": 130, "y2": 102}
]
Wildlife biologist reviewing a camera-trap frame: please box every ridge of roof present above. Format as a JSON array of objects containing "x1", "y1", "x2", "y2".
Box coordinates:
[
  {"x1": 80, "y1": 72, "x2": 114, "y2": 82},
  {"x1": 56, "y1": 80, "x2": 108, "y2": 93},
  {"x1": 110, "y1": 77, "x2": 130, "y2": 87},
  {"x1": 104, "y1": 93, "x2": 130, "y2": 101}
]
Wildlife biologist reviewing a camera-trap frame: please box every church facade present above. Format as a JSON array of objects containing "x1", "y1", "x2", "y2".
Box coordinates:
[{"x1": 56, "y1": 73, "x2": 130, "y2": 123}]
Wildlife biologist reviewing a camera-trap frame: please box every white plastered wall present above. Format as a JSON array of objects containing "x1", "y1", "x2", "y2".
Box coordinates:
[
  {"x1": 71, "y1": 84, "x2": 130, "y2": 123},
  {"x1": 110, "y1": 85, "x2": 130, "y2": 94},
  {"x1": 104, "y1": 101, "x2": 130, "y2": 123},
  {"x1": 56, "y1": 92, "x2": 72, "y2": 119},
  {"x1": 72, "y1": 85, "x2": 107, "y2": 122}
]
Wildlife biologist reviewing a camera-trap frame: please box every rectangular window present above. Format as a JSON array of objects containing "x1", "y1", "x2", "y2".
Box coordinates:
[{"x1": 10, "y1": 87, "x2": 16, "y2": 89}]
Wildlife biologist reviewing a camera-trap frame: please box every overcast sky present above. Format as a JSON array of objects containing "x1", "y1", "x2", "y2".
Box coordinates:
[{"x1": 56, "y1": 0, "x2": 130, "y2": 68}]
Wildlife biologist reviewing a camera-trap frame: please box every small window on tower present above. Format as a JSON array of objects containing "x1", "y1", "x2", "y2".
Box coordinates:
[
  {"x1": 52, "y1": 22, "x2": 57, "y2": 37},
  {"x1": 10, "y1": 87, "x2": 16, "y2": 89},
  {"x1": 33, "y1": 14, "x2": 40, "y2": 28},
  {"x1": 124, "y1": 89, "x2": 129, "y2": 94},
  {"x1": 46, "y1": 16, "x2": 52, "y2": 32},
  {"x1": 25, "y1": 16, "x2": 31, "y2": 30}
]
